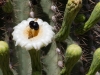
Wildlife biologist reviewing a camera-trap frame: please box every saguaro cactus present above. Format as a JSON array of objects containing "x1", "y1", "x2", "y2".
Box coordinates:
[{"x1": 1, "y1": 0, "x2": 100, "y2": 75}]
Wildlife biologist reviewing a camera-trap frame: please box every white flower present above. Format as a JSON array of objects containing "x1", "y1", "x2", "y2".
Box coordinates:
[{"x1": 12, "y1": 18, "x2": 55, "y2": 50}]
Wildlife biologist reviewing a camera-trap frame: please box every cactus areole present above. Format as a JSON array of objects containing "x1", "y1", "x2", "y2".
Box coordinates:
[{"x1": 12, "y1": 18, "x2": 55, "y2": 50}]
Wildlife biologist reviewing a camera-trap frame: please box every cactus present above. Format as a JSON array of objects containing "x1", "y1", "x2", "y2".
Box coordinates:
[
  {"x1": 75, "y1": 2, "x2": 100, "y2": 35},
  {"x1": 28, "y1": 50, "x2": 41, "y2": 75},
  {"x1": 74, "y1": 14, "x2": 86, "y2": 23},
  {"x1": 86, "y1": 48, "x2": 100, "y2": 75},
  {"x1": 60, "y1": 44, "x2": 82, "y2": 75},
  {"x1": 1, "y1": 0, "x2": 13, "y2": 13},
  {"x1": 0, "y1": 41, "x2": 13, "y2": 75},
  {"x1": 55, "y1": 0, "x2": 82, "y2": 41},
  {"x1": 0, "y1": 0, "x2": 100, "y2": 75}
]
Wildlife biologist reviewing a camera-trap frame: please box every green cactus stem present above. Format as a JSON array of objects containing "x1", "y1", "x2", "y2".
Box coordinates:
[
  {"x1": 60, "y1": 44, "x2": 82, "y2": 75},
  {"x1": 43, "y1": 41, "x2": 62, "y2": 75},
  {"x1": 75, "y1": 2, "x2": 100, "y2": 35},
  {"x1": 55, "y1": 0, "x2": 82, "y2": 42},
  {"x1": 0, "y1": 41, "x2": 13, "y2": 75},
  {"x1": 12, "y1": 0, "x2": 31, "y2": 75},
  {"x1": 28, "y1": 49, "x2": 41, "y2": 75},
  {"x1": 2, "y1": 0, "x2": 13, "y2": 13},
  {"x1": 86, "y1": 48, "x2": 100, "y2": 75}
]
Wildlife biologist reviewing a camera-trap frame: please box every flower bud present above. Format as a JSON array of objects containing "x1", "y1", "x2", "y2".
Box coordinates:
[{"x1": 0, "y1": 41, "x2": 13, "y2": 75}]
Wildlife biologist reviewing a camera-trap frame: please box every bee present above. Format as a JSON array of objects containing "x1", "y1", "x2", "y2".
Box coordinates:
[{"x1": 29, "y1": 21, "x2": 39, "y2": 30}]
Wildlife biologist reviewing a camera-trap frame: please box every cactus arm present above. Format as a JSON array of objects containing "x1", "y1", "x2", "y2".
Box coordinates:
[
  {"x1": 55, "y1": 0, "x2": 82, "y2": 42},
  {"x1": 75, "y1": 2, "x2": 100, "y2": 35},
  {"x1": 86, "y1": 48, "x2": 100, "y2": 75},
  {"x1": 40, "y1": 0, "x2": 54, "y2": 25},
  {"x1": 15, "y1": 46, "x2": 32, "y2": 75},
  {"x1": 43, "y1": 41, "x2": 62, "y2": 75},
  {"x1": 13, "y1": 0, "x2": 30, "y2": 23},
  {"x1": 13, "y1": 0, "x2": 31, "y2": 75}
]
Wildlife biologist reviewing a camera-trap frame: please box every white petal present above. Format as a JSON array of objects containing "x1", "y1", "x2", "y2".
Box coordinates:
[
  {"x1": 24, "y1": 43, "x2": 33, "y2": 50},
  {"x1": 35, "y1": 41, "x2": 43, "y2": 50},
  {"x1": 20, "y1": 39, "x2": 29, "y2": 47},
  {"x1": 15, "y1": 38, "x2": 22, "y2": 46},
  {"x1": 27, "y1": 18, "x2": 34, "y2": 22},
  {"x1": 37, "y1": 19, "x2": 43, "y2": 26}
]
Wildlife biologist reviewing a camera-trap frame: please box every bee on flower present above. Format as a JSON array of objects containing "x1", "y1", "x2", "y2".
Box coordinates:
[{"x1": 12, "y1": 18, "x2": 55, "y2": 50}]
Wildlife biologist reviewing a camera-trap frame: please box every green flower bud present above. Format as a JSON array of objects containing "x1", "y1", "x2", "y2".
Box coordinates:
[
  {"x1": 75, "y1": 2, "x2": 100, "y2": 35},
  {"x1": 0, "y1": 41, "x2": 13, "y2": 75},
  {"x1": 86, "y1": 48, "x2": 100, "y2": 75},
  {"x1": 74, "y1": 14, "x2": 86, "y2": 23},
  {"x1": 66, "y1": 44, "x2": 82, "y2": 59},
  {"x1": 61, "y1": 44, "x2": 82, "y2": 75},
  {"x1": 0, "y1": 41, "x2": 9, "y2": 66},
  {"x1": 55, "y1": 0, "x2": 82, "y2": 41}
]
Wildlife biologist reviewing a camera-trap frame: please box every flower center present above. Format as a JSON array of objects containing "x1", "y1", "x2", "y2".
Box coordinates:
[
  {"x1": 28, "y1": 29, "x2": 39, "y2": 39},
  {"x1": 27, "y1": 20, "x2": 39, "y2": 39},
  {"x1": 23, "y1": 23, "x2": 39, "y2": 39}
]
